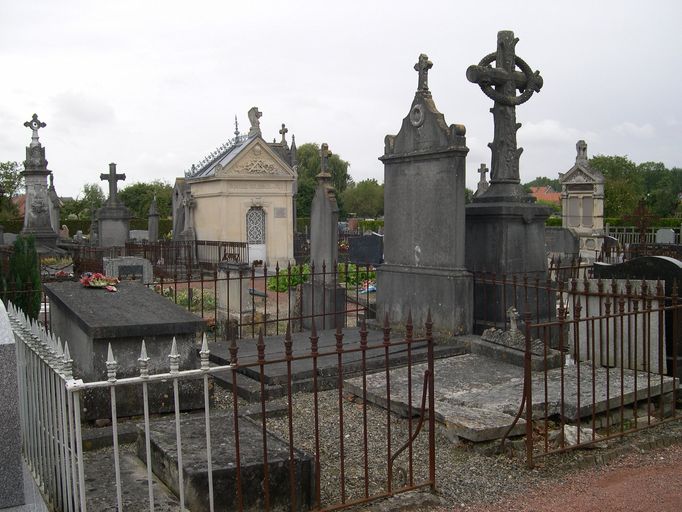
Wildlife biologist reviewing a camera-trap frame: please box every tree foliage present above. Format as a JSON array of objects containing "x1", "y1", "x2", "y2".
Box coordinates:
[
  {"x1": 119, "y1": 181, "x2": 173, "y2": 219},
  {"x1": 61, "y1": 183, "x2": 106, "y2": 220},
  {"x1": 523, "y1": 176, "x2": 561, "y2": 192},
  {"x1": 0, "y1": 161, "x2": 25, "y2": 221},
  {"x1": 2, "y1": 235, "x2": 41, "y2": 319},
  {"x1": 295, "y1": 143, "x2": 352, "y2": 217},
  {"x1": 341, "y1": 179, "x2": 384, "y2": 218}
]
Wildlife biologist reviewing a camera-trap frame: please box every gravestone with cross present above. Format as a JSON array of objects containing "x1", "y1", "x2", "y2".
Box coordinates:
[
  {"x1": 279, "y1": 123, "x2": 288, "y2": 144},
  {"x1": 464, "y1": 31, "x2": 552, "y2": 333},
  {"x1": 475, "y1": 163, "x2": 490, "y2": 197},
  {"x1": 376, "y1": 52, "x2": 472, "y2": 334},
  {"x1": 303, "y1": 142, "x2": 346, "y2": 328},
  {"x1": 96, "y1": 162, "x2": 132, "y2": 247},
  {"x1": 20, "y1": 113, "x2": 59, "y2": 247}
]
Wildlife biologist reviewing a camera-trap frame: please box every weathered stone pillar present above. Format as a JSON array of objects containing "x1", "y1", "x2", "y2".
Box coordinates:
[
  {"x1": 376, "y1": 54, "x2": 473, "y2": 334},
  {"x1": 303, "y1": 143, "x2": 346, "y2": 329},
  {"x1": 0, "y1": 301, "x2": 24, "y2": 507},
  {"x1": 148, "y1": 195, "x2": 160, "y2": 242}
]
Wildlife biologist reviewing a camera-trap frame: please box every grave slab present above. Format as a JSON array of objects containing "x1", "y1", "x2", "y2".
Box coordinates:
[
  {"x1": 347, "y1": 353, "x2": 677, "y2": 442},
  {"x1": 137, "y1": 412, "x2": 313, "y2": 512},
  {"x1": 44, "y1": 281, "x2": 206, "y2": 420}
]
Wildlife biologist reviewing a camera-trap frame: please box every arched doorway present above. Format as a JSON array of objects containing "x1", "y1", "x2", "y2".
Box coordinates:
[{"x1": 246, "y1": 207, "x2": 266, "y2": 264}]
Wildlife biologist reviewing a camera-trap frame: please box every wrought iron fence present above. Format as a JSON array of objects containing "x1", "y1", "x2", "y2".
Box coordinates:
[
  {"x1": 10, "y1": 302, "x2": 435, "y2": 511},
  {"x1": 482, "y1": 274, "x2": 682, "y2": 467},
  {"x1": 149, "y1": 261, "x2": 377, "y2": 342}
]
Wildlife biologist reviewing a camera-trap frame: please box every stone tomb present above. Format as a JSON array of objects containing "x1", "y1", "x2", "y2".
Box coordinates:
[
  {"x1": 44, "y1": 281, "x2": 205, "y2": 420},
  {"x1": 103, "y1": 255, "x2": 154, "y2": 284},
  {"x1": 567, "y1": 279, "x2": 666, "y2": 374}
]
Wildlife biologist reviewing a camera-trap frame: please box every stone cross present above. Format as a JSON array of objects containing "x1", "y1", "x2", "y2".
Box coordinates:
[
  {"x1": 476, "y1": 163, "x2": 490, "y2": 196},
  {"x1": 100, "y1": 163, "x2": 126, "y2": 205},
  {"x1": 279, "y1": 123, "x2": 288, "y2": 144},
  {"x1": 24, "y1": 113, "x2": 46, "y2": 148},
  {"x1": 466, "y1": 31, "x2": 543, "y2": 199},
  {"x1": 317, "y1": 143, "x2": 332, "y2": 180},
  {"x1": 414, "y1": 53, "x2": 433, "y2": 92}
]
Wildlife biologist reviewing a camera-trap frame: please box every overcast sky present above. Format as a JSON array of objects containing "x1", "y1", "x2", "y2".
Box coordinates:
[{"x1": 1, "y1": 1, "x2": 680, "y2": 199}]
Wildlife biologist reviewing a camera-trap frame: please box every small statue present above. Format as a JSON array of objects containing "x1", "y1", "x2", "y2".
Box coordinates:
[{"x1": 247, "y1": 107, "x2": 262, "y2": 137}]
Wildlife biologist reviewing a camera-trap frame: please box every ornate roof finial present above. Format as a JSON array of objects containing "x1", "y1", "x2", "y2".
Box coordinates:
[
  {"x1": 576, "y1": 140, "x2": 588, "y2": 163},
  {"x1": 279, "y1": 123, "x2": 288, "y2": 144},
  {"x1": 414, "y1": 54, "x2": 433, "y2": 93},
  {"x1": 24, "y1": 113, "x2": 46, "y2": 148},
  {"x1": 234, "y1": 115, "x2": 239, "y2": 139},
  {"x1": 247, "y1": 107, "x2": 262, "y2": 137},
  {"x1": 317, "y1": 143, "x2": 332, "y2": 181}
]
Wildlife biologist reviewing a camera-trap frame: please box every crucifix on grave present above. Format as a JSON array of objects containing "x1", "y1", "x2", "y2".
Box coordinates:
[
  {"x1": 475, "y1": 163, "x2": 490, "y2": 196},
  {"x1": 317, "y1": 143, "x2": 332, "y2": 181},
  {"x1": 24, "y1": 113, "x2": 46, "y2": 148},
  {"x1": 100, "y1": 163, "x2": 126, "y2": 206},
  {"x1": 467, "y1": 30, "x2": 543, "y2": 201},
  {"x1": 623, "y1": 199, "x2": 659, "y2": 245},
  {"x1": 414, "y1": 53, "x2": 433, "y2": 93}
]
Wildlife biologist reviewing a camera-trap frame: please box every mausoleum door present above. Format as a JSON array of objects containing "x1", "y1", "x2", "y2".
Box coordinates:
[{"x1": 246, "y1": 207, "x2": 266, "y2": 264}]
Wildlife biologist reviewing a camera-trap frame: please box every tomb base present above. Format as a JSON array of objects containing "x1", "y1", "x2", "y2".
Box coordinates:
[
  {"x1": 302, "y1": 282, "x2": 346, "y2": 330},
  {"x1": 376, "y1": 264, "x2": 473, "y2": 335},
  {"x1": 466, "y1": 201, "x2": 552, "y2": 332}
]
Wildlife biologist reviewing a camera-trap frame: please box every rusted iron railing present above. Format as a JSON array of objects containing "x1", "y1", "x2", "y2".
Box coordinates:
[
  {"x1": 10, "y1": 301, "x2": 435, "y2": 511},
  {"x1": 490, "y1": 274, "x2": 682, "y2": 467}
]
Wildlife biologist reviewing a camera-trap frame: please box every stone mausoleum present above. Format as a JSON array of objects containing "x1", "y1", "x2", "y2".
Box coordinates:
[
  {"x1": 175, "y1": 108, "x2": 297, "y2": 267},
  {"x1": 559, "y1": 140, "x2": 605, "y2": 258}
]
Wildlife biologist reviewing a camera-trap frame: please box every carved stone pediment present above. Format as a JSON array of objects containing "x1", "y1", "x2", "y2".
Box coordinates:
[
  {"x1": 562, "y1": 167, "x2": 595, "y2": 185},
  {"x1": 218, "y1": 141, "x2": 292, "y2": 178}
]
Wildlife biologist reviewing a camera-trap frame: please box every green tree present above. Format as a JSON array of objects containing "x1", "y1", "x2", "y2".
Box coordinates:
[
  {"x1": 341, "y1": 179, "x2": 384, "y2": 218},
  {"x1": 0, "y1": 161, "x2": 25, "y2": 221},
  {"x1": 61, "y1": 183, "x2": 105, "y2": 220},
  {"x1": 295, "y1": 143, "x2": 352, "y2": 217},
  {"x1": 590, "y1": 155, "x2": 643, "y2": 218},
  {"x1": 2, "y1": 235, "x2": 41, "y2": 319},
  {"x1": 119, "y1": 181, "x2": 173, "y2": 219}
]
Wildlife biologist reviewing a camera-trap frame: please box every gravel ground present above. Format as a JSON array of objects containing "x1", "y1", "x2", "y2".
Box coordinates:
[{"x1": 213, "y1": 385, "x2": 682, "y2": 511}]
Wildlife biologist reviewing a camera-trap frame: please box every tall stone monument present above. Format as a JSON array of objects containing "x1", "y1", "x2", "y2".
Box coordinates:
[
  {"x1": 21, "y1": 114, "x2": 58, "y2": 247},
  {"x1": 465, "y1": 31, "x2": 551, "y2": 330},
  {"x1": 559, "y1": 140, "x2": 605, "y2": 258},
  {"x1": 97, "y1": 163, "x2": 131, "y2": 247},
  {"x1": 148, "y1": 195, "x2": 160, "y2": 242},
  {"x1": 376, "y1": 54, "x2": 472, "y2": 333},
  {"x1": 303, "y1": 143, "x2": 346, "y2": 329}
]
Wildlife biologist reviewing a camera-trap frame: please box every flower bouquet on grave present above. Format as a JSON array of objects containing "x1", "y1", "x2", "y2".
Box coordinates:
[
  {"x1": 80, "y1": 272, "x2": 119, "y2": 292},
  {"x1": 359, "y1": 279, "x2": 376, "y2": 294}
]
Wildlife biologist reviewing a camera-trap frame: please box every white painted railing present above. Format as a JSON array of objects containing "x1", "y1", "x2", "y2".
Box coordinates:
[{"x1": 10, "y1": 302, "x2": 231, "y2": 512}]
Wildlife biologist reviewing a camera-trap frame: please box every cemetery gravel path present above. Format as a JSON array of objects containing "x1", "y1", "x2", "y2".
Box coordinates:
[{"x1": 444, "y1": 441, "x2": 682, "y2": 512}]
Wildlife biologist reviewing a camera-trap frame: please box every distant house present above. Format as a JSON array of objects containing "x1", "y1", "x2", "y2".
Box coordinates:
[
  {"x1": 530, "y1": 186, "x2": 561, "y2": 205},
  {"x1": 12, "y1": 194, "x2": 26, "y2": 217}
]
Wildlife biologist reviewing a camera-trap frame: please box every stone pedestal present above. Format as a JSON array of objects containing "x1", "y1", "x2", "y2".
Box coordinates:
[
  {"x1": 0, "y1": 302, "x2": 24, "y2": 508},
  {"x1": 302, "y1": 282, "x2": 347, "y2": 330},
  {"x1": 376, "y1": 54, "x2": 473, "y2": 333},
  {"x1": 216, "y1": 262, "x2": 251, "y2": 326},
  {"x1": 465, "y1": 202, "x2": 551, "y2": 331},
  {"x1": 44, "y1": 281, "x2": 205, "y2": 420}
]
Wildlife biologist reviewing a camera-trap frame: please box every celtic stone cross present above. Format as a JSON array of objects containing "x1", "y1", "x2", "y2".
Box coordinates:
[
  {"x1": 279, "y1": 123, "x2": 288, "y2": 144},
  {"x1": 100, "y1": 163, "x2": 126, "y2": 205},
  {"x1": 414, "y1": 53, "x2": 433, "y2": 93},
  {"x1": 478, "y1": 163, "x2": 489, "y2": 183},
  {"x1": 467, "y1": 31, "x2": 543, "y2": 200},
  {"x1": 24, "y1": 113, "x2": 46, "y2": 148}
]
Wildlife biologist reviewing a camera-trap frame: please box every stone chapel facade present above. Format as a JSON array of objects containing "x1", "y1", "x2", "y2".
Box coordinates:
[
  {"x1": 559, "y1": 140, "x2": 605, "y2": 257},
  {"x1": 174, "y1": 108, "x2": 297, "y2": 267}
]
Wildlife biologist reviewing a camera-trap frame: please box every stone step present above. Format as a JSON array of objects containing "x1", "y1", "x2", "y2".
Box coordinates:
[{"x1": 137, "y1": 412, "x2": 313, "y2": 511}]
